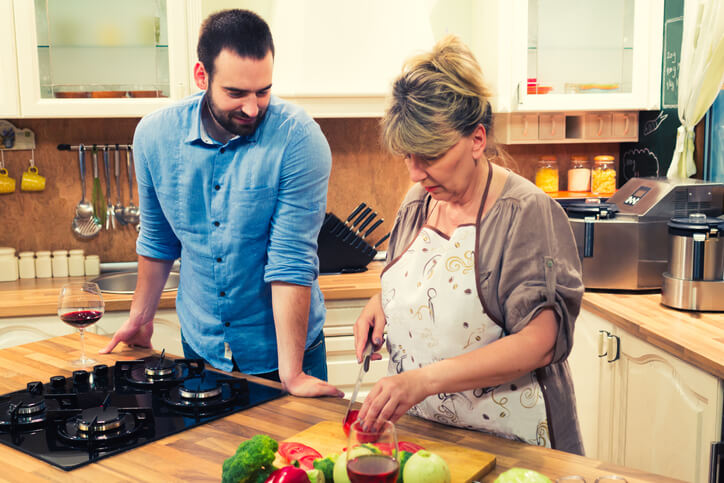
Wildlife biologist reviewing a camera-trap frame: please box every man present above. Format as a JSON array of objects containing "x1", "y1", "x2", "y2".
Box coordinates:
[{"x1": 101, "y1": 9, "x2": 342, "y2": 398}]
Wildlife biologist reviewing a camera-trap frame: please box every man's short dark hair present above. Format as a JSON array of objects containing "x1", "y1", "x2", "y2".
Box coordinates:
[{"x1": 197, "y1": 9, "x2": 274, "y2": 78}]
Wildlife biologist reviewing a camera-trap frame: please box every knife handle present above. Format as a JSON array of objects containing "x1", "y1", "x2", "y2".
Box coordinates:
[
  {"x1": 355, "y1": 212, "x2": 377, "y2": 235},
  {"x1": 373, "y1": 232, "x2": 391, "y2": 249},
  {"x1": 351, "y1": 207, "x2": 372, "y2": 228},
  {"x1": 346, "y1": 202, "x2": 367, "y2": 223},
  {"x1": 363, "y1": 218, "x2": 384, "y2": 239}
]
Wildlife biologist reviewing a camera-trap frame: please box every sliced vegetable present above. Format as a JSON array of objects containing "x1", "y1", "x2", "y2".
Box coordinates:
[
  {"x1": 343, "y1": 409, "x2": 359, "y2": 437},
  {"x1": 279, "y1": 442, "x2": 323, "y2": 468},
  {"x1": 398, "y1": 441, "x2": 425, "y2": 453}
]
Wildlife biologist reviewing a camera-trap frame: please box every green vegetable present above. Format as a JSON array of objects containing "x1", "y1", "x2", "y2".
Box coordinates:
[
  {"x1": 395, "y1": 451, "x2": 413, "y2": 483},
  {"x1": 221, "y1": 434, "x2": 279, "y2": 483},
  {"x1": 312, "y1": 454, "x2": 338, "y2": 483},
  {"x1": 494, "y1": 467, "x2": 552, "y2": 483},
  {"x1": 306, "y1": 468, "x2": 325, "y2": 483},
  {"x1": 361, "y1": 443, "x2": 382, "y2": 454}
]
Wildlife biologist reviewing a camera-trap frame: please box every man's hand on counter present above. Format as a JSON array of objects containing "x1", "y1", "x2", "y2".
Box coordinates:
[
  {"x1": 99, "y1": 318, "x2": 154, "y2": 354},
  {"x1": 283, "y1": 371, "x2": 345, "y2": 398}
]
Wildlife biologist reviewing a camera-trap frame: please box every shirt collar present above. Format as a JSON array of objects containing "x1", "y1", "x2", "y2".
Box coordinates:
[{"x1": 184, "y1": 92, "x2": 264, "y2": 146}]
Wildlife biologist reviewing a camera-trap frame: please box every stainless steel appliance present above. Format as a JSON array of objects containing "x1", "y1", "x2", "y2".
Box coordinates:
[
  {"x1": 661, "y1": 213, "x2": 724, "y2": 311},
  {"x1": 566, "y1": 178, "x2": 724, "y2": 290},
  {"x1": 0, "y1": 356, "x2": 284, "y2": 471}
]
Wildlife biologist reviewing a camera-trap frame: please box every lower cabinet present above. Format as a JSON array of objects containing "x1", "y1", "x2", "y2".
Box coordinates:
[
  {"x1": 0, "y1": 315, "x2": 75, "y2": 349},
  {"x1": 92, "y1": 309, "x2": 183, "y2": 357},
  {"x1": 569, "y1": 309, "x2": 723, "y2": 483},
  {"x1": 324, "y1": 299, "x2": 388, "y2": 400}
]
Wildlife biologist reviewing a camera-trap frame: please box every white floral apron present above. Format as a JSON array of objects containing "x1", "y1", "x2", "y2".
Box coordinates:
[{"x1": 381, "y1": 224, "x2": 551, "y2": 447}]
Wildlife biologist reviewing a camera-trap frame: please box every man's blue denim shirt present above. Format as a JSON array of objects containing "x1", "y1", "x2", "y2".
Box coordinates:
[{"x1": 133, "y1": 92, "x2": 332, "y2": 373}]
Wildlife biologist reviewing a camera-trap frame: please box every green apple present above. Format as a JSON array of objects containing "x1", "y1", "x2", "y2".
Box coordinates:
[
  {"x1": 402, "y1": 450, "x2": 451, "y2": 483},
  {"x1": 494, "y1": 467, "x2": 552, "y2": 483},
  {"x1": 333, "y1": 446, "x2": 375, "y2": 483}
]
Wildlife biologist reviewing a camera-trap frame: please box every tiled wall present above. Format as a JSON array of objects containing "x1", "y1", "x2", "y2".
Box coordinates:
[{"x1": 0, "y1": 117, "x2": 617, "y2": 262}]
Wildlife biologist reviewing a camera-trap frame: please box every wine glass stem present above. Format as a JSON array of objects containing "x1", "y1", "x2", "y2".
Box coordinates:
[{"x1": 79, "y1": 328, "x2": 86, "y2": 365}]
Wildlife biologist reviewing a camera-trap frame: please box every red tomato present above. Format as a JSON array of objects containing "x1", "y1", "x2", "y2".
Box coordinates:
[
  {"x1": 297, "y1": 455, "x2": 317, "y2": 471},
  {"x1": 343, "y1": 409, "x2": 359, "y2": 437},
  {"x1": 398, "y1": 441, "x2": 425, "y2": 453},
  {"x1": 278, "y1": 442, "x2": 322, "y2": 466}
]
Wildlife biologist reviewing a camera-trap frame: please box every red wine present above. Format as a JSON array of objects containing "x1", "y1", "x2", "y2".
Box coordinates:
[
  {"x1": 60, "y1": 310, "x2": 103, "y2": 328},
  {"x1": 347, "y1": 455, "x2": 399, "y2": 483}
]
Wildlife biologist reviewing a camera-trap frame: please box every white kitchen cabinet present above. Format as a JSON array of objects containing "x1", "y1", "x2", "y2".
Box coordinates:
[
  {"x1": 0, "y1": 0, "x2": 20, "y2": 117},
  {"x1": 11, "y1": 0, "x2": 190, "y2": 118},
  {"x1": 569, "y1": 309, "x2": 723, "y2": 483},
  {"x1": 495, "y1": 111, "x2": 639, "y2": 144},
  {"x1": 474, "y1": 0, "x2": 663, "y2": 113},
  {"x1": 189, "y1": 0, "x2": 475, "y2": 118}
]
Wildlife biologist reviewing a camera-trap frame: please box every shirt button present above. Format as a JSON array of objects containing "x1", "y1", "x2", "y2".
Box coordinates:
[
  {"x1": 220, "y1": 147, "x2": 226, "y2": 154},
  {"x1": 220, "y1": 291, "x2": 226, "y2": 297},
  {"x1": 224, "y1": 322, "x2": 230, "y2": 327},
  {"x1": 216, "y1": 257, "x2": 222, "y2": 263},
  {"x1": 215, "y1": 184, "x2": 220, "y2": 190},
  {"x1": 213, "y1": 221, "x2": 220, "y2": 227}
]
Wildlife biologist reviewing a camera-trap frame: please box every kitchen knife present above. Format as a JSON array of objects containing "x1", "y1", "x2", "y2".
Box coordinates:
[
  {"x1": 363, "y1": 218, "x2": 384, "y2": 239},
  {"x1": 334, "y1": 202, "x2": 367, "y2": 235},
  {"x1": 343, "y1": 211, "x2": 376, "y2": 243},
  {"x1": 343, "y1": 330, "x2": 375, "y2": 425},
  {"x1": 337, "y1": 207, "x2": 371, "y2": 238},
  {"x1": 372, "y1": 232, "x2": 391, "y2": 249}
]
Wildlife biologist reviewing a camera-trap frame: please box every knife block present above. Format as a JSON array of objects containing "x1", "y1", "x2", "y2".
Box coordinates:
[{"x1": 317, "y1": 213, "x2": 376, "y2": 274}]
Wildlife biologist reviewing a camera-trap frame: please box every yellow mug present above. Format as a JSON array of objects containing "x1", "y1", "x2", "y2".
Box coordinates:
[
  {"x1": 21, "y1": 166, "x2": 45, "y2": 192},
  {"x1": 0, "y1": 168, "x2": 15, "y2": 194}
]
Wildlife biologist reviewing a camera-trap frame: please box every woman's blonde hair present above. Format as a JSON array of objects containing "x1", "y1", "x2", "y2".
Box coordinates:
[{"x1": 381, "y1": 35, "x2": 503, "y2": 163}]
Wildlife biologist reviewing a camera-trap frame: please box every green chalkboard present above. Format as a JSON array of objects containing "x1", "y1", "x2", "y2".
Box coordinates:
[{"x1": 662, "y1": 13, "x2": 683, "y2": 108}]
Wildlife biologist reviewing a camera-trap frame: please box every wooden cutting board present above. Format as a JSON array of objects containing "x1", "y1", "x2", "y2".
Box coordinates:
[{"x1": 278, "y1": 421, "x2": 496, "y2": 482}]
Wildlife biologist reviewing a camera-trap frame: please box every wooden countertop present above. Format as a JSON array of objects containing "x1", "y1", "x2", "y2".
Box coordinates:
[
  {"x1": 2, "y1": 264, "x2": 722, "y2": 381},
  {"x1": 0, "y1": 333, "x2": 680, "y2": 482}
]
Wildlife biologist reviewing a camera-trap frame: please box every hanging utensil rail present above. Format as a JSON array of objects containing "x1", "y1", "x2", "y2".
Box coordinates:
[{"x1": 58, "y1": 144, "x2": 132, "y2": 152}]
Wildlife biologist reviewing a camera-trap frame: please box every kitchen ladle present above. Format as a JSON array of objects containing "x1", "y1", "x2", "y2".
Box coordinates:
[
  {"x1": 113, "y1": 146, "x2": 126, "y2": 225},
  {"x1": 71, "y1": 145, "x2": 101, "y2": 239},
  {"x1": 123, "y1": 147, "x2": 140, "y2": 225}
]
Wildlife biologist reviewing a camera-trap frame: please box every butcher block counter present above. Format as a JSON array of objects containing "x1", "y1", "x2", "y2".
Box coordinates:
[{"x1": 0, "y1": 333, "x2": 679, "y2": 482}]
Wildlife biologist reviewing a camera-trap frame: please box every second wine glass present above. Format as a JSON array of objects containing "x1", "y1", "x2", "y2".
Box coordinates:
[
  {"x1": 58, "y1": 281, "x2": 104, "y2": 366},
  {"x1": 346, "y1": 420, "x2": 399, "y2": 483}
]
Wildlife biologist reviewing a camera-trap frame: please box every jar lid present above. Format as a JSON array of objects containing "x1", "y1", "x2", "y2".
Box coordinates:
[
  {"x1": 571, "y1": 155, "x2": 589, "y2": 161},
  {"x1": 18, "y1": 251, "x2": 34, "y2": 257},
  {"x1": 566, "y1": 202, "x2": 619, "y2": 219},
  {"x1": 667, "y1": 213, "x2": 724, "y2": 236},
  {"x1": 594, "y1": 155, "x2": 615, "y2": 163},
  {"x1": 52, "y1": 249, "x2": 68, "y2": 255},
  {"x1": 35, "y1": 250, "x2": 51, "y2": 256},
  {"x1": 539, "y1": 155, "x2": 557, "y2": 161},
  {"x1": 69, "y1": 249, "x2": 85, "y2": 256},
  {"x1": 0, "y1": 247, "x2": 16, "y2": 255}
]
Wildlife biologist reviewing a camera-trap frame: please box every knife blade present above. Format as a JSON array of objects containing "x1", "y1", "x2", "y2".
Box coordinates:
[{"x1": 343, "y1": 330, "x2": 375, "y2": 425}]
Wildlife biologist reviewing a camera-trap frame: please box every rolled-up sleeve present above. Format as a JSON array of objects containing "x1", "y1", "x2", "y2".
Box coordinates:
[
  {"x1": 264, "y1": 121, "x2": 331, "y2": 285},
  {"x1": 498, "y1": 192, "x2": 584, "y2": 363},
  {"x1": 133, "y1": 122, "x2": 182, "y2": 261}
]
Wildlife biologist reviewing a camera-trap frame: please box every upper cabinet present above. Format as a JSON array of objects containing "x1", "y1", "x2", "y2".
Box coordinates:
[
  {"x1": 0, "y1": 0, "x2": 20, "y2": 117},
  {"x1": 12, "y1": 0, "x2": 190, "y2": 118},
  {"x1": 474, "y1": 0, "x2": 664, "y2": 113}
]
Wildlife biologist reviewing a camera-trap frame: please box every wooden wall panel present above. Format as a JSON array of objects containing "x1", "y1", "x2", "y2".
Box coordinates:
[{"x1": 0, "y1": 116, "x2": 619, "y2": 263}]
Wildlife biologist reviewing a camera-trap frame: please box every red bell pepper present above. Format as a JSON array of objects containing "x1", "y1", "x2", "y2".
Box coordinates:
[{"x1": 264, "y1": 466, "x2": 309, "y2": 483}]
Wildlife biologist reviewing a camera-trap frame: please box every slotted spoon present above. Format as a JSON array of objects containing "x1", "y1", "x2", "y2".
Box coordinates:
[{"x1": 71, "y1": 145, "x2": 101, "y2": 239}]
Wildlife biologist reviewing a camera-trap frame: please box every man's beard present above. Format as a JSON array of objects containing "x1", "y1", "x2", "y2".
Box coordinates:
[{"x1": 206, "y1": 90, "x2": 267, "y2": 137}]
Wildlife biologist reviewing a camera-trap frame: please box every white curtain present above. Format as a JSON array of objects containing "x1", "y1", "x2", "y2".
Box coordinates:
[{"x1": 667, "y1": 0, "x2": 724, "y2": 179}]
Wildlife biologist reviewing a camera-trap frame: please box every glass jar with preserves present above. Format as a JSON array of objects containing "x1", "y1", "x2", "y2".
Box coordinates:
[
  {"x1": 567, "y1": 155, "x2": 591, "y2": 192},
  {"x1": 535, "y1": 156, "x2": 559, "y2": 193},
  {"x1": 591, "y1": 155, "x2": 617, "y2": 194}
]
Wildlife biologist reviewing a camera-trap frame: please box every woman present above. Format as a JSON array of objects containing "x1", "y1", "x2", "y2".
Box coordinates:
[{"x1": 354, "y1": 35, "x2": 585, "y2": 455}]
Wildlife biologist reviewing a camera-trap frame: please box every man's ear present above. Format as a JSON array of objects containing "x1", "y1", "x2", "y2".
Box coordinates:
[{"x1": 194, "y1": 62, "x2": 209, "y2": 90}]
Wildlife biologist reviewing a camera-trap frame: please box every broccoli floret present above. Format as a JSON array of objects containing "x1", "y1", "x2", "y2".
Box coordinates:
[
  {"x1": 312, "y1": 454, "x2": 338, "y2": 483},
  {"x1": 221, "y1": 434, "x2": 279, "y2": 483},
  {"x1": 395, "y1": 451, "x2": 413, "y2": 483}
]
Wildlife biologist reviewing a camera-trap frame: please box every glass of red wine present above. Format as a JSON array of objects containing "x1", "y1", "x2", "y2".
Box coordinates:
[
  {"x1": 346, "y1": 419, "x2": 399, "y2": 483},
  {"x1": 58, "y1": 282, "x2": 104, "y2": 367}
]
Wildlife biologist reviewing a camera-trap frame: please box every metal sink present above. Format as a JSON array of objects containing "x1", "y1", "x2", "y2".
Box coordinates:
[{"x1": 91, "y1": 271, "x2": 180, "y2": 294}]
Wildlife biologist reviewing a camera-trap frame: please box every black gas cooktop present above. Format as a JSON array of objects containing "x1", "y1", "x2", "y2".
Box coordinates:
[{"x1": 0, "y1": 355, "x2": 285, "y2": 471}]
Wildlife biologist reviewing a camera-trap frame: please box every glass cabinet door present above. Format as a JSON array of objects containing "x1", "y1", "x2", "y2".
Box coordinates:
[
  {"x1": 13, "y1": 0, "x2": 188, "y2": 117},
  {"x1": 0, "y1": 0, "x2": 20, "y2": 117},
  {"x1": 512, "y1": 0, "x2": 662, "y2": 111}
]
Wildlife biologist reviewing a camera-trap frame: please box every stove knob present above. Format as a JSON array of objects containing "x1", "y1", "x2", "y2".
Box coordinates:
[
  {"x1": 72, "y1": 370, "x2": 90, "y2": 387},
  {"x1": 26, "y1": 381, "x2": 43, "y2": 395},
  {"x1": 93, "y1": 364, "x2": 109, "y2": 384},
  {"x1": 50, "y1": 375, "x2": 67, "y2": 390}
]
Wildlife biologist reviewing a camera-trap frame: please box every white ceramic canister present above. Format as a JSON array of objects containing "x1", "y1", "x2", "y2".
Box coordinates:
[
  {"x1": 85, "y1": 255, "x2": 100, "y2": 276},
  {"x1": 35, "y1": 251, "x2": 52, "y2": 278},
  {"x1": 18, "y1": 251, "x2": 36, "y2": 279},
  {"x1": 0, "y1": 247, "x2": 19, "y2": 282},
  {"x1": 68, "y1": 249, "x2": 85, "y2": 276},
  {"x1": 52, "y1": 249, "x2": 69, "y2": 278}
]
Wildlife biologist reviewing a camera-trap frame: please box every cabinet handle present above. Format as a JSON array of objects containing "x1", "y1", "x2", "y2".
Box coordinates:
[
  {"x1": 606, "y1": 334, "x2": 620, "y2": 363},
  {"x1": 623, "y1": 115, "x2": 630, "y2": 135},
  {"x1": 523, "y1": 117, "x2": 529, "y2": 137},
  {"x1": 597, "y1": 116, "x2": 604, "y2": 137},
  {"x1": 550, "y1": 118, "x2": 556, "y2": 136},
  {"x1": 597, "y1": 330, "x2": 609, "y2": 357}
]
